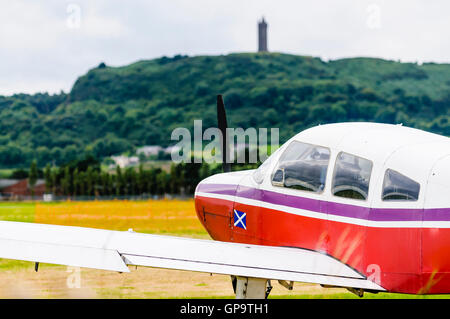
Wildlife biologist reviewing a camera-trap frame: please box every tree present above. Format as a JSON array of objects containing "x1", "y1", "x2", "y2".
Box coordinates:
[
  {"x1": 92, "y1": 169, "x2": 99, "y2": 197},
  {"x1": 78, "y1": 171, "x2": 86, "y2": 196},
  {"x1": 137, "y1": 164, "x2": 146, "y2": 194},
  {"x1": 86, "y1": 166, "x2": 94, "y2": 196},
  {"x1": 51, "y1": 169, "x2": 58, "y2": 195},
  {"x1": 29, "y1": 160, "x2": 38, "y2": 196},
  {"x1": 199, "y1": 163, "x2": 211, "y2": 181},
  {"x1": 72, "y1": 168, "x2": 80, "y2": 196},
  {"x1": 156, "y1": 170, "x2": 169, "y2": 196},
  {"x1": 115, "y1": 166, "x2": 123, "y2": 196},
  {"x1": 61, "y1": 166, "x2": 71, "y2": 196},
  {"x1": 100, "y1": 171, "x2": 110, "y2": 196},
  {"x1": 183, "y1": 161, "x2": 202, "y2": 194},
  {"x1": 126, "y1": 168, "x2": 137, "y2": 196},
  {"x1": 147, "y1": 168, "x2": 160, "y2": 195},
  {"x1": 169, "y1": 163, "x2": 182, "y2": 194},
  {"x1": 110, "y1": 174, "x2": 117, "y2": 197},
  {"x1": 11, "y1": 169, "x2": 29, "y2": 179},
  {"x1": 43, "y1": 164, "x2": 52, "y2": 193}
]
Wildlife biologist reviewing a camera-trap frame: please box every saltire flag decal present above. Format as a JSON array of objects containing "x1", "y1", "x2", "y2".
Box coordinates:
[{"x1": 233, "y1": 209, "x2": 247, "y2": 230}]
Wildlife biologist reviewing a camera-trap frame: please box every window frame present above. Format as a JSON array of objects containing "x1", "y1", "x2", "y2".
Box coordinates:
[
  {"x1": 381, "y1": 168, "x2": 420, "y2": 202},
  {"x1": 252, "y1": 147, "x2": 282, "y2": 184},
  {"x1": 270, "y1": 140, "x2": 331, "y2": 195},
  {"x1": 331, "y1": 151, "x2": 373, "y2": 201}
]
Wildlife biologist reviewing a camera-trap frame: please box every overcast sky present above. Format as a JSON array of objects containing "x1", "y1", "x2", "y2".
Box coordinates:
[{"x1": 0, "y1": 0, "x2": 449, "y2": 96}]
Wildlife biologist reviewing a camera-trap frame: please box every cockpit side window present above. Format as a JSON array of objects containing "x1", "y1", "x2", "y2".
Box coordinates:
[
  {"x1": 271, "y1": 141, "x2": 330, "y2": 193},
  {"x1": 382, "y1": 169, "x2": 420, "y2": 201},
  {"x1": 332, "y1": 152, "x2": 373, "y2": 200}
]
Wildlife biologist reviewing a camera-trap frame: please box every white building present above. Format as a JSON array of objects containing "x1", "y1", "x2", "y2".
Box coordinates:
[
  {"x1": 111, "y1": 155, "x2": 139, "y2": 168},
  {"x1": 136, "y1": 146, "x2": 163, "y2": 157}
]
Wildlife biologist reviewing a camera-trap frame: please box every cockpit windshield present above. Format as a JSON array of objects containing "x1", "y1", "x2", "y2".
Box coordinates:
[
  {"x1": 270, "y1": 141, "x2": 330, "y2": 193},
  {"x1": 252, "y1": 146, "x2": 282, "y2": 184}
]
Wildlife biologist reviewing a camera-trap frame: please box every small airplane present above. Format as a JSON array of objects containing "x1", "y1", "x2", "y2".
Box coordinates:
[{"x1": 1, "y1": 95, "x2": 449, "y2": 298}]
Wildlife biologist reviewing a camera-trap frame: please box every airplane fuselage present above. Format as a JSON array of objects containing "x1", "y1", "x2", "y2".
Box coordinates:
[{"x1": 194, "y1": 123, "x2": 450, "y2": 294}]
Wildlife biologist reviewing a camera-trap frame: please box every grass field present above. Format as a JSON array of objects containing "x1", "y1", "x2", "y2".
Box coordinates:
[{"x1": 0, "y1": 200, "x2": 448, "y2": 299}]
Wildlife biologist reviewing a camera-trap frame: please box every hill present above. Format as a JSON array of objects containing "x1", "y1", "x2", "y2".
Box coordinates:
[{"x1": 0, "y1": 52, "x2": 450, "y2": 168}]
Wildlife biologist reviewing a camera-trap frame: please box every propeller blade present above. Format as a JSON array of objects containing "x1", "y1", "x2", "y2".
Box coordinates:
[{"x1": 217, "y1": 95, "x2": 231, "y2": 172}]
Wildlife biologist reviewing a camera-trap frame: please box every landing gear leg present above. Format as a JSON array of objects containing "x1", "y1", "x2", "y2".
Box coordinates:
[
  {"x1": 231, "y1": 275, "x2": 237, "y2": 294},
  {"x1": 346, "y1": 287, "x2": 364, "y2": 297},
  {"x1": 233, "y1": 276, "x2": 271, "y2": 299}
]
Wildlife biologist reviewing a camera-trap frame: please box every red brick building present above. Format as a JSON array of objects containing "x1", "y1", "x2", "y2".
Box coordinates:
[{"x1": 0, "y1": 179, "x2": 46, "y2": 199}]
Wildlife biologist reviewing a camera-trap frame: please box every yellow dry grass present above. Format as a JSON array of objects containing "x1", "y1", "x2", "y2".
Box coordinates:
[{"x1": 35, "y1": 199, "x2": 208, "y2": 237}]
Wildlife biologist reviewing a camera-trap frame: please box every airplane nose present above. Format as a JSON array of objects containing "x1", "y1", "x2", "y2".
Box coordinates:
[{"x1": 194, "y1": 173, "x2": 239, "y2": 241}]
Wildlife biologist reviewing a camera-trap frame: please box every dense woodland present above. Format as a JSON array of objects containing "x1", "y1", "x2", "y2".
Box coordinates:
[{"x1": 1, "y1": 53, "x2": 450, "y2": 168}]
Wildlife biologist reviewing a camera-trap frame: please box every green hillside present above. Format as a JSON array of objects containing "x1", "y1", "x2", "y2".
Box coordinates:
[{"x1": 1, "y1": 52, "x2": 450, "y2": 168}]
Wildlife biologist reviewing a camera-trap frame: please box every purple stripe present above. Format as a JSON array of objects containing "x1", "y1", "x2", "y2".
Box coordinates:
[
  {"x1": 262, "y1": 188, "x2": 321, "y2": 212},
  {"x1": 196, "y1": 183, "x2": 237, "y2": 195},
  {"x1": 327, "y1": 201, "x2": 369, "y2": 220},
  {"x1": 424, "y1": 208, "x2": 450, "y2": 222},
  {"x1": 197, "y1": 183, "x2": 450, "y2": 222},
  {"x1": 369, "y1": 208, "x2": 423, "y2": 222}
]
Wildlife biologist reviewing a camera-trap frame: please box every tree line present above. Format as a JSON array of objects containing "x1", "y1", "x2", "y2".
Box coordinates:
[
  {"x1": 43, "y1": 161, "x2": 219, "y2": 197},
  {"x1": 37, "y1": 150, "x2": 260, "y2": 197}
]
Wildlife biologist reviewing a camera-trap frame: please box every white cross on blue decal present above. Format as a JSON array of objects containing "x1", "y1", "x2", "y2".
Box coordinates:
[{"x1": 233, "y1": 209, "x2": 247, "y2": 230}]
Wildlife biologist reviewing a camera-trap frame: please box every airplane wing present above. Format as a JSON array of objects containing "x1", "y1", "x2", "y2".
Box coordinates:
[{"x1": 0, "y1": 220, "x2": 384, "y2": 293}]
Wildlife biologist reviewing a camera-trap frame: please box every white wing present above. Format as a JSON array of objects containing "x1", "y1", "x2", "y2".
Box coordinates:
[{"x1": 0, "y1": 221, "x2": 384, "y2": 291}]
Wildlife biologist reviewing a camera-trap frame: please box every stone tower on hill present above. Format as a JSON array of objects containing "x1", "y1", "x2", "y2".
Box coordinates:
[{"x1": 258, "y1": 17, "x2": 268, "y2": 52}]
